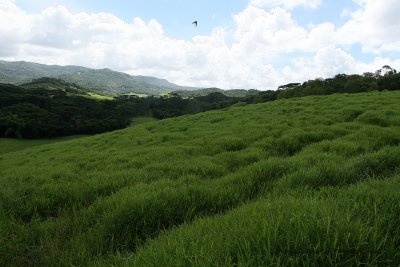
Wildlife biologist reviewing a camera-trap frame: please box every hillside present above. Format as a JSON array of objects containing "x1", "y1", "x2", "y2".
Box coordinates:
[
  {"x1": 21, "y1": 77, "x2": 94, "y2": 94},
  {"x1": 21, "y1": 77, "x2": 113, "y2": 100},
  {"x1": 1, "y1": 91, "x2": 400, "y2": 266},
  {"x1": 0, "y1": 60, "x2": 197, "y2": 95},
  {"x1": 0, "y1": 60, "x2": 87, "y2": 83}
]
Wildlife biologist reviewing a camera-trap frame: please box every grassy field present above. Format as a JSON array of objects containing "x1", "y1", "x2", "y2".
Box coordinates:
[{"x1": 1, "y1": 91, "x2": 400, "y2": 266}]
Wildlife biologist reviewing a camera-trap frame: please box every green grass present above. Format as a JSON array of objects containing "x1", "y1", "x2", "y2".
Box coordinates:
[
  {"x1": 1, "y1": 91, "x2": 400, "y2": 266},
  {"x1": 129, "y1": 176, "x2": 400, "y2": 267},
  {"x1": 0, "y1": 135, "x2": 87, "y2": 154},
  {"x1": 84, "y1": 92, "x2": 114, "y2": 100}
]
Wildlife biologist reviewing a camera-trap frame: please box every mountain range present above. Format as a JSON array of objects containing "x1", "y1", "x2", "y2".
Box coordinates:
[{"x1": 0, "y1": 60, "x2": 197, "y2": 95}]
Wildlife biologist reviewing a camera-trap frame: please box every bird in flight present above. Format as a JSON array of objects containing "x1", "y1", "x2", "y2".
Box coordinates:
[{"x1": 192, "y1": 21, "x2": 198, "y2": 27}]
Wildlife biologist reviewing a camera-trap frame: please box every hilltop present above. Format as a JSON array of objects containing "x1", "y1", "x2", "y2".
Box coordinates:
[
  {"x1": 1, "y1": 91, "x2": 400, "y2": 266},
  {"x1": 0, "y1": 60, "x2": 198, "y2": 95}
]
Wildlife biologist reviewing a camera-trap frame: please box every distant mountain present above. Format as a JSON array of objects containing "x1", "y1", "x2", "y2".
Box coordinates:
[
  {"x1": 0, "y1": 60, "x2": 198, "y2": 95},
  {"x1": 0, "y1": 61, "x2": 87, "y2": 84}
]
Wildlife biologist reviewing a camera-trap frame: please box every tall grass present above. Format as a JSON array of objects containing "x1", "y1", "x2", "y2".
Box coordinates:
[
  {"x1": 1, "y1": 91, "x2": 400, "y2": 266},
  {"x1": 130, "y1": 176, "x2": 400, "y2": 267}
]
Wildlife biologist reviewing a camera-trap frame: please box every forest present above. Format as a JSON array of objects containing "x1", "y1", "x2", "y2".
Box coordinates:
[{"x1": 0, "y1": 83, "x2": 240, "y2": 138}]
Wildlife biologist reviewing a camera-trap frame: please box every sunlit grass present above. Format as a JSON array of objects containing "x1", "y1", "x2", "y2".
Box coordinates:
[{"x1": 83, "y1": 92, "x2": 114, "y2": 100}]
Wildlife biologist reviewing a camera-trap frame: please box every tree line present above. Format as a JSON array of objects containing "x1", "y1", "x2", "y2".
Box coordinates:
[
  {"x1": 275, "y1": 65, "x2": 399, "y2": 99},
  {"x1": 240, "y1": 65, "x2": 400, "y2": 103}
]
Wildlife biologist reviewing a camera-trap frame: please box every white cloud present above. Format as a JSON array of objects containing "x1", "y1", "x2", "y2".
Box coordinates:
[
  {"x1": 288, "y1": 46, "x2": 358, "y2": 79},
  {"x1": 0, "y1": 0, "x2": 30, "y2": 54},
  {"x1": 337, "y1": 0, "x2": 400, "y2": 53},
  {"x1": 0, "y1": 0, "x2": 399, "y2": 90}
]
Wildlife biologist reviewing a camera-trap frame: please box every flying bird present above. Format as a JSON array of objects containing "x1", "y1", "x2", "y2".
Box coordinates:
[{"x1": 192, "y1": 21, "x2": 198, "y2": 27}]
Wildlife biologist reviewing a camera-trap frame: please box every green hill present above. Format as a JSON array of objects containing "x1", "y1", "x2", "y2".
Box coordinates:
[
  {"x1": 1, "y1": 91, "x2": 400, "y2": 266},
  {"x1": 0, "y1": 60, "x2": 197, "y2": 95},
  {"x1": 0, "y1": 60, "x2": 87, "y2": 83},
  {"x1": 20, "y1": 77, "x2": 113, "y2": 100},
  {"x1": 21, "y1": 77, "x2": 92, "y2": 94},
  {"x1": 57, "y1": 68, "x2": 197, "y2": 95}
]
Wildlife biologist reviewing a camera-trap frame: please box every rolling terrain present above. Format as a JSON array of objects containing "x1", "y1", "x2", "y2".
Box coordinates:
[
  {"x1": 1, "y1": 91, "x2": 400, "y2": 266},
  {"x1": 0, "y1": 60, "x2": 197, "y2": 95}
]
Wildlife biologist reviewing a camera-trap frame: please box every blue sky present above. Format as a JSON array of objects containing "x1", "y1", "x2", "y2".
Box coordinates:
[
  {"x1": 293, "y1": 1, "x2": 358, "y2": 26},
  {"x1": 2, "y1": 0, "x2": 400, "y2": 89},
  {"x1": 16, "y1": 0, "x2": 249, "y2": 38},
  {"x1": 15, "y1": 0, "x2": 359, "y2": 39},
  {"x1": 11, "y1": 1, "x2": 363, "y2": 46}
]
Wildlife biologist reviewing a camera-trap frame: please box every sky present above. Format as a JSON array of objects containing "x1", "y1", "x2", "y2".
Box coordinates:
[{"x1": 1, "y1": 0, "x2": 400, "y2": 90}]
